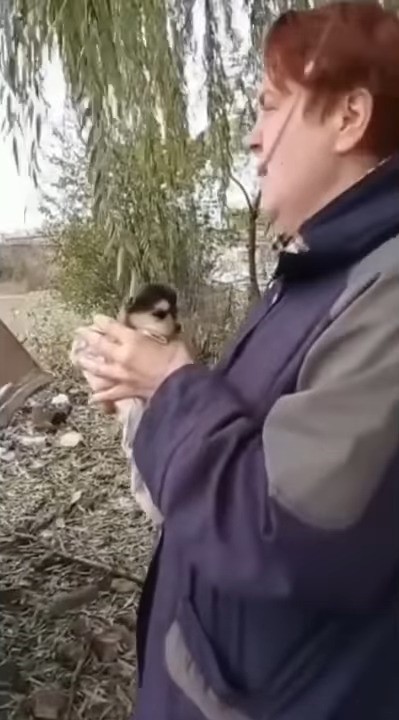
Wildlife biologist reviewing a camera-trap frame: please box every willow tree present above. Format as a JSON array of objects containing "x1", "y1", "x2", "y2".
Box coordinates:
[{"x1": 0, "y1": 0, "x2": 312, "y2": 292}]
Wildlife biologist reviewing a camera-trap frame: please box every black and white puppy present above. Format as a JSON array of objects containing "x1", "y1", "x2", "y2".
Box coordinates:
[{"x1": 71, "y1": 283, "x2": 181, "y2": 525}]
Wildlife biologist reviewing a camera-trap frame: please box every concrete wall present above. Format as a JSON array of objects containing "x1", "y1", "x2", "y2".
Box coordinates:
[{"x1": 0, "y1": 241, "x2": 55, "y2": 291}]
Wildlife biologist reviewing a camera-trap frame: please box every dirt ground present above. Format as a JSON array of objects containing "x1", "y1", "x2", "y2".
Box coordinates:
[{"x1": 0, "y1": 289, "x2": 153, "y2": 720}]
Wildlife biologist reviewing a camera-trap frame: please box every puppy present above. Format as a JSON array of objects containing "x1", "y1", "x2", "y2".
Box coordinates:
[{"x1": 71, "y1": 283, "x2": 181, "y2": 526}]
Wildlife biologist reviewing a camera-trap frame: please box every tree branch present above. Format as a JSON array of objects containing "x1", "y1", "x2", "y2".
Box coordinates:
[{"x1": 229, "y1": 173, "x2": 253, "y2": 211}]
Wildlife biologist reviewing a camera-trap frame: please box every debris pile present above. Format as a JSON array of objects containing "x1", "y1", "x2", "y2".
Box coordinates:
[{"x1": 0, "y1": 383, "x2": 154, "y2": 720}]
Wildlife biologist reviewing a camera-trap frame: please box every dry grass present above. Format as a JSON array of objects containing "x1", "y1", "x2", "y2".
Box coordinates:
[
  {"x1": 0, "y1": 295, "x2": 154, "y2": 720},
  {"x1": 0, "y1": 388, "x2": 154, "y2": 720}
]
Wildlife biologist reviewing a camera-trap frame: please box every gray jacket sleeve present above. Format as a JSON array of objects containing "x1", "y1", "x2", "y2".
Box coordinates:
[{"x1": 264, "y1": 269, "x2": 399, "y2": 531}]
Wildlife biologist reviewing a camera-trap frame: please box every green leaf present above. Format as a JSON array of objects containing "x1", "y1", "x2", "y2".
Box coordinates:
[
  {"x1": 12, "y1": 136, "x2": 20, "y2": 173},
  {"x1": 35, "y1": 113, "x2": 42, "y2": 145}
]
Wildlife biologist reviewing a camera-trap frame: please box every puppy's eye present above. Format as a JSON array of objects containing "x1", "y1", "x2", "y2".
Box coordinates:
[{"x1": 152, "y1": 309, "x2": 168, "y2": 319}]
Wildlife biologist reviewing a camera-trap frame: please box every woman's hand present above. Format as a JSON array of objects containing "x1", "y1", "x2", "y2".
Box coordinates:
[
  {"x1": 70, "y1": 328, "x2": 115, "y2": 396},
  {"x1": 74, "y1": 314, "x2": 193, "y2": 403}
]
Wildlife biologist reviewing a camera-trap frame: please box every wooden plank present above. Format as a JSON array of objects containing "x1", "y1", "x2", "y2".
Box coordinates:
[{"x1": 0, "y1": 319, "x2": 52, "y2": 428}]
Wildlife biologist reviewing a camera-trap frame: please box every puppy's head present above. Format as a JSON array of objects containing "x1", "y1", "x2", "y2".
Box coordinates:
[{"x1": 120, "y1": 283, "x2": 181, "y2": 338}]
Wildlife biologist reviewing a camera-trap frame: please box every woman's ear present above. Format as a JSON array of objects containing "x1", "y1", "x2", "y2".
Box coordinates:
[{"x1": 335, "y1": 87, "x2": 373, "y2": 154}]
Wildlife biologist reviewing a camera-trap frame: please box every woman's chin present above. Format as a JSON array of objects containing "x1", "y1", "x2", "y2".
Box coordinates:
[
  {"x1": 260, "y1": 198, "x2": 282, "y2": 231},
  {"x1": 262, "y1": 203, "x2": 297, "y2": 237}
]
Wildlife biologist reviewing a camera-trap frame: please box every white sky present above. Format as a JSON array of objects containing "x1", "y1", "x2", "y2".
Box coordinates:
[
  {"x1": 0, "y1": 1, "x2": 256, "y2": 234},
  {"x1": 0, "y1": 58, "x2": 66, "y2": 233}
]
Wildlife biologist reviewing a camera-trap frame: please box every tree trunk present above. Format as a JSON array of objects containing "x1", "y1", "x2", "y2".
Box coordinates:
[{"x1": 247, "y1": 190, "x2": 261, "y2": 303}]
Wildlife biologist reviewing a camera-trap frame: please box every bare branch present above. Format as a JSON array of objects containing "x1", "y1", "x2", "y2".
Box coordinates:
[
  {"x1": 229, "y1": 173, "x2": 254, "y2": 211},
  {"x1": 254, "y1": 189, "x2": 261, "y2": 213}
]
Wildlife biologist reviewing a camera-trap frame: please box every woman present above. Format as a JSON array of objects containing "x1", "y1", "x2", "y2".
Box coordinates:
[{"x1": 77, "y1": 3, "x2": 399, "y2": 718}]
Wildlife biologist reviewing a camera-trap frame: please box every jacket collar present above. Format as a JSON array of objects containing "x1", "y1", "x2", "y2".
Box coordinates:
[{"x1": 275, "y1": 154, "x2": 399, "y2": 281}]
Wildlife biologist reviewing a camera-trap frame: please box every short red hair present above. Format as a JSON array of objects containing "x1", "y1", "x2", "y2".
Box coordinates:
[{"x1": 264, "y1": 1, "x2": 399, "y2": 157}]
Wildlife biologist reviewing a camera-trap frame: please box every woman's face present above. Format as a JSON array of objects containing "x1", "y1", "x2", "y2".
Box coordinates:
[{"x1": 249, "y1": 73, "x2": 343, "y2": 234}]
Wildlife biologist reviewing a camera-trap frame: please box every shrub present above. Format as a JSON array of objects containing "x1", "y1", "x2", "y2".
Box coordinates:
[{"x1": 50, "y1": 221, "x2": 123, "y2": 317}]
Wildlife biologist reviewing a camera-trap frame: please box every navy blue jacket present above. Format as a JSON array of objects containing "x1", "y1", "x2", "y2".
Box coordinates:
[{"x1": 133, "y1": 156, "x2": 399, "y2": 719}]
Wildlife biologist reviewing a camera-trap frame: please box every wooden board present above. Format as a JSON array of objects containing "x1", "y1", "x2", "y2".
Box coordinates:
[{"x1": 0, "y1": 319, "x2": 52, "y2": 428}]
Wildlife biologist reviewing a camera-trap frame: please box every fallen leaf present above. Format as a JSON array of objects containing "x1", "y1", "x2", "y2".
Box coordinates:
[
  {"x1": 110, "y1": 578, "x2": 136, "y2": 594},
  {"x1": 91, "y1": 630, "x2": 121, "y2": 663},
  {"x1": 48, "y1": 584, "x2": 100, "y2": 617},
  {"x1": 70, "y1": 489, "x2": 83, "y2": 506}
]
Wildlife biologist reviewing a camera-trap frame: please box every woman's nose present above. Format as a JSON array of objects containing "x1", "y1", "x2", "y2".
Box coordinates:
[{"x1": 245, "y1": 119, "x2": 263, "y2": 155}]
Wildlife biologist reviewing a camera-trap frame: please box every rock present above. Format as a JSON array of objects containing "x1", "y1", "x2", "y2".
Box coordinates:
[
  {"x1": 19, "y1": 434, "x2": 47, "y2": 448},
  {"x1": 56, "y1": 431, "x2": 83, "y2": 448},
  {"x1": 50, "y1": 393, "x2": 70, "y2": 412},
  {"x1": 30, "y1": 688, "x2": 67, "y2": 720},
  {"x1": 31, "y1": 394, "x2": 71, "y2": 432}
]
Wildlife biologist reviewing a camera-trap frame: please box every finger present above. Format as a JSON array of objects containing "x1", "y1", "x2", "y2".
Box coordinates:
[
  {"x1": 90, "y1": 384, "x2": 138, "y2": 404},
  {"x1": 78, "y1": 355, "x2": 132, "y2": 384},
  {"x1": 76, "y1": 328, "x2": 124, "y2": 364},
  {"x1": 92, "y1": 315, "x2": 135, "y2": 344},
  {"x1": 82, "y1": 369, "x2": 113, "y2": 393},
  {"x1": 74, "y1": 324, "x2": 105, "y2": 341}
]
